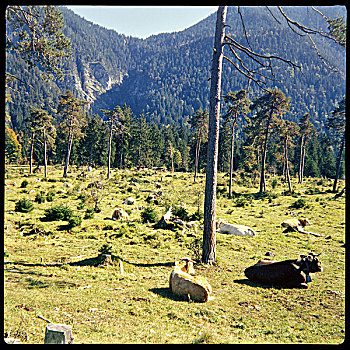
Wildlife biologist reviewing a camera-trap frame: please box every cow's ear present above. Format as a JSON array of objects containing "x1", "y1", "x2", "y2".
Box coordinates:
[{"x1": 300, "y1": 254, "x2": 307, "y2": 259}]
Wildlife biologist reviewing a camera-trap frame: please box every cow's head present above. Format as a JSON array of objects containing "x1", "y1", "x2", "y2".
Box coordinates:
[
  {"x1": 299, "y1": 218, "x2": 311, "y2": 227},
  {"x1": 176, "y1": 257, "x2": 195, "y2": 274},
  {"x1": 300, "y1": 252, "x2": 322, "y2": 273}
]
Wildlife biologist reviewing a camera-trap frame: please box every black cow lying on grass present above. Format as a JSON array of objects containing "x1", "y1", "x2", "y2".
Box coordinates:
[{"x1": 244, "y1": 252, "x2": 322, "y2": 289}]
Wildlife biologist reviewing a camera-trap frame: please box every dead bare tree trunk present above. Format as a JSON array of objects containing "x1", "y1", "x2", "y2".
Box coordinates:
[{"x1": 202, "y1": 6, "x2": 227, "y2": 265}]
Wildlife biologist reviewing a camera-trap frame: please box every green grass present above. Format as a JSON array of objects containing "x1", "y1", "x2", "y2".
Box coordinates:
[{"x1": 4, "y1": 165, "x2": 345, "y2": 344}]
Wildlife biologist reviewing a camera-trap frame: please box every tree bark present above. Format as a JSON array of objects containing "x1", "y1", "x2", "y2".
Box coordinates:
[
  {"x1": 202, "y1": 6, "x2": 227, "y2": 265},
  {"x1": 333, "y1": 132, "x2": 345, "y2": 192}
]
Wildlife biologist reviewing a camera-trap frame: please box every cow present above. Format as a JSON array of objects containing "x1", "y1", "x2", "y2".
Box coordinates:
[
  {"x1": 281, "y1": 218, "x2": 324, "y2": 237},
  {"x1": 169, "y1": 257, "x2": 214, "y2": 302},
  {"x1": 112, "y1": 208, "x2": 129, "y2": 221},
  {"x1": 244, "y1": 252, "x2": 322, "y2": 288},
  {"x1": 217, "y1": 220, "x2": 256, "y2": 237},
  {"x1": 122, "y1": 197, "x2": 136, "y2": 205}
]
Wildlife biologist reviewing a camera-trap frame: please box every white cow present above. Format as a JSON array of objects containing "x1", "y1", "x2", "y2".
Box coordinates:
[{"x1": 217, "y1": 221, "x2": 256, "y2": 237}]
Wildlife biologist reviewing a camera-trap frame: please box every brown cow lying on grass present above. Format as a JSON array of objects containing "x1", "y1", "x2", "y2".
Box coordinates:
[
  {"x1": 281, "y1": 218, "x2": 324, "y2": 237},
  {"x1": 112, "y1": 208, "x2": 129, "y2": 221},
  {"x1": 244, "y1": 252, "x2": 322, "y2": 289},
  {"x1": 169, "y1": 258, "x2": 214, "y2": 302}
]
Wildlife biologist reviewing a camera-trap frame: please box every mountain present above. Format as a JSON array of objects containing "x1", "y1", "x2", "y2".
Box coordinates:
[{"x1": 6, "y1": 6, "x2": 346, "y2": 132}]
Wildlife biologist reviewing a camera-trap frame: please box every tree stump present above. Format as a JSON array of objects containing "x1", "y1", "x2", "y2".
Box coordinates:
[{"x1": 44, "y1": 324, "x2": 73, "y2": 344}]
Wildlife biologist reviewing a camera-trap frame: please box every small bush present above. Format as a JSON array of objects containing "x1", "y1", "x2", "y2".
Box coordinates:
[
  {"x1": 290, "y1": 198, "x2": 308, "y2": 209},
  {"x1": 35, "y1": 192, "x2": 46, "y2": 204},
  {"x1": 20, "y1": 180, "x2": 29, "y2": 188},
  {"x1": 68, "y1": 214, "x2": 82, "y2": 228},
  {"x1": 47, "y1": 190, "x2": 55, "y2": 202},
  {"x1": 190, "y1": 210, "x2": 203, "y2": 221},
  {"x1": 84, "y1": 208, "x2": 94, "y2": 219},
  {"x1": 235, "y1": 196, "x2": 250, "y2": 207},
  {"x1": 271, "y1": 179, "x2": 278, "y2": 189},
  {"x1": 99, "y1": 243, "x2": 113, "y2": 255},
  {"x1": 172, "y1": 206, "x2": 190, "y2": 221},
  {"x1": 15, "y1": 198, "x2": 34, "y2": 213},
  {"x1": 43, "y1": 205, "x2": 73, "y2": 221},
  {"x1": 141, "y1": 206, "x2": 159, "y2": 223},
  {"x1": 187, "y1": 237, "x2": 202, "y2": 262}
]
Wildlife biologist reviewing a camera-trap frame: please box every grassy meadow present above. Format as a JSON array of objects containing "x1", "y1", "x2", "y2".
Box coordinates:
[{"x1": 4, "y1": 165, "x2": 345, "y2": 344}]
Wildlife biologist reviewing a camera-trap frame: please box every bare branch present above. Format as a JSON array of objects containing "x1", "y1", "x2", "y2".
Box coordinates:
[
  {"x1": 237, "y1": 6, "x2": 253, "y2": 51},
  {"x1": 277, "y1": 6, "x2": 338, "y2": 43},
  {"x1": 223, "y1": 56, "x2": 270, "y2": 92},
  {"x1": 264, "y1": 7, "x2": 281, "y2": 25},
  {"x1": 310, "y1": 6, "x2": 329, "y2": 21}
]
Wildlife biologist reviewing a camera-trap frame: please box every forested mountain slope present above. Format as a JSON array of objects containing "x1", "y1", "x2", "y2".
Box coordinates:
[{"x1": 6, "y1": 6, "x2": 346, "y2": 132}]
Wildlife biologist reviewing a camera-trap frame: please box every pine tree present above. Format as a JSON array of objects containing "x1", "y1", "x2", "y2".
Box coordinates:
[
  {"x1": 5, "y1": 124, "x2": 22, "y2": 164},
  {"x1": 326, "y1": 97, "x2": 345, "y2": 192},
  {"x1": 188, "y1": 108, "x2": 209, "y2": 183},
  {"x1": 277, "y1": 119, "x2": 300, "y2": 192},
  {"x1": 101, "y1": 106, "x2": 128, "y2": 180},
  {"x1": 26, "y1": 107, "x2": 55, "y2": 177},
  {"x1": 6, "y1": 6, "x2": 71, "y2": 81},
  {"x1": 222, "y1": 89, "x2": 250, "y2": 197},
  {"x1": 249, "y1": 89, "x2": 290, "y2": 193},
  {"x1": 297, "y1": 113, "x2": 316, "y2": 184},
  {"x1": 57, "y1": 90, "x2": 88, "y2": 177}
]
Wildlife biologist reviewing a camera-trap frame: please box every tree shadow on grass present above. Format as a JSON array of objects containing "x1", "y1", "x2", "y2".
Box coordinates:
[{"x1": 6, "y1": 255, "x2": 174, "y2": 269}]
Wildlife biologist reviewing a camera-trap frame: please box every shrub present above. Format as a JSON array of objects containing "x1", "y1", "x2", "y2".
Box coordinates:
[
  {"x1": 190, "y1": 210, "x2": 203, "y2": 221},
  {"x1": 46, "y1": 190, "x2": 55, "y2": 202},
  {"x1": 84, "y1": 208, "x2": 94, "y2": 219},
  {"x1": 15, "y1": 198, "x2": 34, "y2": 213},
  {"x1": 172, "y1": 205, "x2": 190, "y2": 221},
  {"x1": 68, "y1": 214, "x2": 82, "y2": 228},
  {"x1": 271, "y1": 179, "x2": 278, "y2": 189},
  {"x1": 35, "y1": 192, "x2": 46, "y2": 204},
  {"x1": 235, "y1": 196, "x2": 250, "y2": 207},
  {"x1": 20, "y1": 180, "x2": 29, "y2": 188},
  {"x1": 43, "y1": 205, "x2": 73, "y2": 221},
  {"x1": 141, "y1": 206, "x2": 159, "y2": 223},
  {"x1": 99, "y1": 243, "x2": 113, "y2": 255},
  {"x1": 187, "y1": 237, "x2": 202, "y2": 262},
  {"x1": 290, "y1": 198, "x2": 308, "y2": 209}
]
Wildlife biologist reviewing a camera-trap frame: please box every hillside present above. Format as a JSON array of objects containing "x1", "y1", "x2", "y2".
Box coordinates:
[{"x1": 6, "y1": 6, "x2": 346, "y2": 132}]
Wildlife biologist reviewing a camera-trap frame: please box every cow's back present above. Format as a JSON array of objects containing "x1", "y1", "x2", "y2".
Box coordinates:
[{"x1": 244, "y1": 260, "x2": 306, "y2": 287}]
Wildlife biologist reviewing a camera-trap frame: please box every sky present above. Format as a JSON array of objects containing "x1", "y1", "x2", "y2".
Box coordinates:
[{"x1": 66, "y1": 6, "x2": 218, "y2": 39}]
